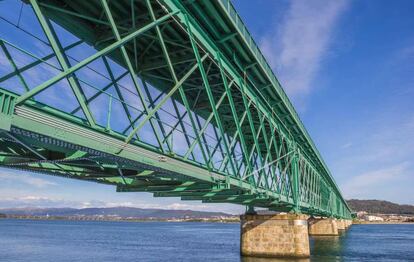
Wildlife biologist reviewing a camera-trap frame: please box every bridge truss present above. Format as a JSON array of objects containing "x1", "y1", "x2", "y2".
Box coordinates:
[{"x1": 0, "y1": 0, "x2": 351, "y2": 218}]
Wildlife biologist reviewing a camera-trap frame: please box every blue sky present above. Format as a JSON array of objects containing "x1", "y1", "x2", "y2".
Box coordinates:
[{"x1": 0, "y1": 0, "x2": 413, "y2": 214}]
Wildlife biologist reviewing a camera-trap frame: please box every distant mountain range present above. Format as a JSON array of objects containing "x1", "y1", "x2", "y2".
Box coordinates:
[
  {"x1": 347, "y1": 199, "x2": 414, "y2": 214},
  {"x1": 0, "y1": 207, "x2": 232, "y2": 219},
  {"x1": 1, "y1": 199, "x2": 412, "y2": 219}
]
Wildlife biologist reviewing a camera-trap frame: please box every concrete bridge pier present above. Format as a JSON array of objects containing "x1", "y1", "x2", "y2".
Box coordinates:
[
  {"x1": 336, "y1": 219, "x2": 346, "y2": 231},
  {"x1": 240, "y1": 213, "x2": 310, "y2": 258},
  {"x1": 308, "y1": 218, "x2": 339, "y2": 236},
  {"x1": 345, "y1": 219, "x2": 353, "y2": 228}
]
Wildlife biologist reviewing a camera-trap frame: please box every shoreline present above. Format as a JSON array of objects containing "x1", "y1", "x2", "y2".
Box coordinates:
[
  {"x1": 2, "y1": 217, "x2": 414, "y2": 225},
  {"x1": 0, "y1": 216, "x2": 240, "y2": 223},
  {"x1": 353, "y1": 221, "x2": 414, "y2": 225}
]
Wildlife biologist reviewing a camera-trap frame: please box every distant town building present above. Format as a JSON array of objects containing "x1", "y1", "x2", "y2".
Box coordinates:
[
  {"x1": 364, "y1": 215, "x2": 384, "y2": 222},
  {"x1": 357, "y1": 211, "x2": 367, "y2": 219}
]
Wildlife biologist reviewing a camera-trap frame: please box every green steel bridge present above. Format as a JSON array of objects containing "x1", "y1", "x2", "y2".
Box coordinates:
[{"x1": 0, "y1": 0, "x2": 351, "y2": 218}]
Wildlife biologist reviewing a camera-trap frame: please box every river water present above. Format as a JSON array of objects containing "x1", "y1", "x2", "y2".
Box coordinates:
[{"x1": 0, "y1": 219, "x2": 413, "y2": 261}]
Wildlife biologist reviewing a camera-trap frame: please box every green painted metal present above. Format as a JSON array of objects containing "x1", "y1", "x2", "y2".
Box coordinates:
[
  {"x1": 0, "y1": 89, "x2": 16, "y2": 131},
  {"x1": 0, "y1": 0, "x2": 351, "y2": 218}
]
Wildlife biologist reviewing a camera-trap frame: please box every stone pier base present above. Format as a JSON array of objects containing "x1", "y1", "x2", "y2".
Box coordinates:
[
  {"x1": 345, "y1": 220, "x2": 352, "y2": 228},
  {"x1": 240, "y1": 214, "x2": 310, "y2": 258},
  {"x1": 336, "y1": 219, "x2": 346, "y2": 230},
  {"x1": 308, "y1": 218, "x2": 338, "y2": 236}
]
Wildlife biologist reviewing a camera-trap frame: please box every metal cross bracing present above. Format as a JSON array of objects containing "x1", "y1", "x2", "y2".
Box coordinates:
[{"x1": 0, "y1": 0, "x2": 352, "y2": 218}]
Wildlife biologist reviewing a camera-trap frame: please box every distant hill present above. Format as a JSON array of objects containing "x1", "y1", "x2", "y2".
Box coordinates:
[
  {"x1": 347, "y1": 199, "x2": 414, "y2": 215},
  {"x1": 0, "y1": 207, "x2": 232, "y2": 219},
  {"x1": 3, "y1": 199, "x2": 412, "y2": 218}
]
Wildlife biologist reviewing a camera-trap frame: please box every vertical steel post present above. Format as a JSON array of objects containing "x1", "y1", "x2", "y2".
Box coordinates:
[{"x1": 291, "y1": 148, "x2": 300, "y2": 213}]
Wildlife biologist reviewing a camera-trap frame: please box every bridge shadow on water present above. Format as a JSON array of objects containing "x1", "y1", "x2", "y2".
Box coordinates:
[
  {"x1": 241, "y1": 230, "x2": 349, "y2": 262},
  {"x1": 241, "y1": 257, "x2": 310, "y2": 262},
  {"x1": 309, "y1": 229, "x2": 349, "y2": 260}
]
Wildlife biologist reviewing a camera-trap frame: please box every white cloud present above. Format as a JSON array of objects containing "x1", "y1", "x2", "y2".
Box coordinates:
[
  {"x1": 20, "y1": 196, "x2": 49, "y2": 201},
  {"x1": 164, "y1": 202, "x2": 209, "y2": 210},
  {"x1": 340, "y1": 115, "x2": 414, "y2": 166},
  {"x1": 343, "y1": 162, "x2": 409, "y2": 190},
  {"x1": 0, "y1": 194, "x2": 243, "y2": 213},
  {"x1": 0, "y1": 195, "x2": 123, "y2": 209},
  {"x1": 334, "y1": 114, "x2": 414, "y2": 203},
  {"x1": 0, "y1": 171, "x2": 57, "y2": 188},
  {"x1": 341, "y1": 162, "x2": 411, "y2": 201},
  {"x1": 260, "y1": 0, "x2": 348, "y2": 100},
  {"x1": 98, "y1": 201, "x2": 230, "y2": 213},
  {"x1": 0, "y1": 195, "x2": 76, "y2": 208},
  {"x1": 395, "y1": 43, "x2": 414, "y2": 62}
]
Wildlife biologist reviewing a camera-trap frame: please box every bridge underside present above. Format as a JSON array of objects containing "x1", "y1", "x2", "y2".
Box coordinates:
[
  {"x1": 0, "y1": 0, "x2": 351, "y2": 218},
  {"x1": 2, "y1": 105, "x2": 300, "y2": 212}
]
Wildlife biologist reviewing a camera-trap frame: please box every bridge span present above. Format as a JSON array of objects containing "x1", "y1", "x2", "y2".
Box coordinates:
[{"x1": 0, "y1": 0, "x2": 352, "y2": 258}]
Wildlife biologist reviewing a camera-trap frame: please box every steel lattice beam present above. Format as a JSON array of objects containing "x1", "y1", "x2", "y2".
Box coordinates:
[{"x1": 0, "y1": 0, "x2": 352, "y2": 218}]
